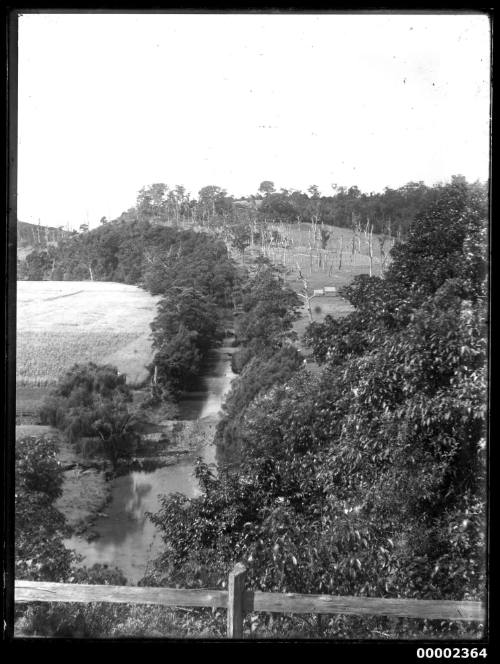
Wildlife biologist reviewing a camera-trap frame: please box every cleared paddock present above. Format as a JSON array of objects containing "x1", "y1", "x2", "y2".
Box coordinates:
[{"x1": 16, "y1": 281, "x2": 161, "y2": 386}]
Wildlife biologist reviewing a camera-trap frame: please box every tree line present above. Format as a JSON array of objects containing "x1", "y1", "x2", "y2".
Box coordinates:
[
  {"x1": 18, "y1": 177, "x2": 484, "y2": 284},
  {"x1": 118, "y1": 176, "x2": 484, "y2": 236}
]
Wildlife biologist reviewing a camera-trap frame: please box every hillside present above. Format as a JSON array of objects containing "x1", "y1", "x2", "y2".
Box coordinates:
[{"x1": 17, "y1": 220, "x2": 74, "y2": 260}]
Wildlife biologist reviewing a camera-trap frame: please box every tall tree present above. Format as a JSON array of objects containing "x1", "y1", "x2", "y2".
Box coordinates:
[
  {"x1": 258, "y1": 180, "x2": 276, "y2": 196},
  {"x1": 136, "y1": 183, "x2": 169, "y2": 222}
]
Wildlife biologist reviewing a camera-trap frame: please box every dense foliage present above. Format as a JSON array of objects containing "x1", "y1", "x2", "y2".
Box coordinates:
[
  {"x1": 215, "y1": 262, "x2": 303, "y2": 459},
  {"x1": 142, "y1": 231, "x2": 237, "y2": 397},
  {"x1": 14, "y1": 435, "x2": 206, "y2": 639},
  {"x1": 144, "y1": 178, "x2": 487, "y2": 638},
  {"x1": 19, "y1": 218, "x2": 234, "y2": 289},
  {"x1": 39, "y1": 363, "x2": 139, "y2": 466},
  {"x1": 15, "y1": 435, "x2": 127, "y2": 584},
  {"x1": 14, "y1": 434, "x2": 139, "y2": 636},
  {"x1": 14, "y1": 438, "x2": 225, "y2": 638},
  {"x1": 15, "y1": 436, "x2": 75, "y2": 582},
  {"x1": 255, "y1": 181, "x2": 442, "y2": 234}
]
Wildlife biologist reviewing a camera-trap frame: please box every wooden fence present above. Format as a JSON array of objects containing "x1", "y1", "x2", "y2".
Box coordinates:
[{"x1": 15, "y1": 565, "x2": 485, "y2": 639}]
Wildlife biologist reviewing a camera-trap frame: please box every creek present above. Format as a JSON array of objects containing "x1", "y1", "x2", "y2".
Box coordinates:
[{"x1": 64, "y1": 338, "x2": 237, "y2": 584}]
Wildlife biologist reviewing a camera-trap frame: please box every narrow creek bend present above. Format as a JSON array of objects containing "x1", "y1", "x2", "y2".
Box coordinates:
[{"x1": 64, "y1": 337, "x2": 237, "y2": 584}]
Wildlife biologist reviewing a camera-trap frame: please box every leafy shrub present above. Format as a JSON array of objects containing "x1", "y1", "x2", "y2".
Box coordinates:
[
  {"x1": 39, "y1": 363, "x2": 138, "y2": 467},
  {"x1": 15, "y1": 436, "x2": 75, "y2": 582}
]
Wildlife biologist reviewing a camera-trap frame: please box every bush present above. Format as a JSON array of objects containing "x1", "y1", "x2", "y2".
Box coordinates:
[
  {"x1": 15, "y1": 436, "x2": 76, "y2": 582},
  {"x1": 39, "y1": 363, "x2": 139, "y2": 467}
]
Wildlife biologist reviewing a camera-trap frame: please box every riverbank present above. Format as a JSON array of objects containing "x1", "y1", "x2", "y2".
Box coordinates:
[
  {"x1": 15, "y1": 413, "x2": 218, "y2": 543},
  {"x1": 15, "y1": 425, "x2": 112, "y2": 538},
  {"x1": 61, "y1": 415, "x2": 222, "y2": 583},
  {"x1": 16, "y1": 326, "x2": 236, "y2": 573},
  {"x1": 58, "y1": 333, "x2": 236, "y2": 582}
]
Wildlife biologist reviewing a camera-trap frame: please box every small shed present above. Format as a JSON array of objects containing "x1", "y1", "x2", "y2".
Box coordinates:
[
  {"x1": 313, "y1": 289, "x2": 324, "y2": 296},
  {"x1": 324, "y1": 286, "x2": 337, "y2": 295}
]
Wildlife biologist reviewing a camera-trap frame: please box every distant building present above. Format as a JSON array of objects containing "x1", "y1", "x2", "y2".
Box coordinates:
[{"x1": 233, "y1": 199, "x2": 263, "y2": 211}]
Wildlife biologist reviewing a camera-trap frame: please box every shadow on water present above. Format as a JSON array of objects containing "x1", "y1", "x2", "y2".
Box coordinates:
[
  {"x1": 65, "y1": 337, "x2": 237, "y2": 584},
  {"x1": 176, "y1": 343, "x2": 237, "y2": 420}
]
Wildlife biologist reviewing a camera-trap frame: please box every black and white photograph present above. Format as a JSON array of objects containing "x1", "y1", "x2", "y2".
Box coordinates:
[{"x1": 7, "y1": 10, "x2": 490, "y2": 645}]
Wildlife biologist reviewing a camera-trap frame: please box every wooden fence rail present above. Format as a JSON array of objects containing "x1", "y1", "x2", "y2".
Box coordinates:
[{"x1": 15, "y1": 566, "x2": 485, "y2": 639}]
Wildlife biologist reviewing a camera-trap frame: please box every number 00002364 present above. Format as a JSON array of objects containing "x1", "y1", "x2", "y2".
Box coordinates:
[{"x1": 416, "y1": 648, "x2": 487, "y2": 659}]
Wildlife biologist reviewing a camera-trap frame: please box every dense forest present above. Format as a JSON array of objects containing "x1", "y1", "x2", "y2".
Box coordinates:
[{"x1": 15, "y1": 176, "x2": 488, "y2": 638}]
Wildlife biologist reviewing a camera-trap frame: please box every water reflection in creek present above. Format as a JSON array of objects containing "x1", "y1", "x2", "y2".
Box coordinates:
[
  {"x1": 65, "y1": 459, "x2": 205, "y2": 584},
  {"x1": 65, "y1": 339, "x2": 236, "y2": 584},
  {"x1": 176, "y1": 344, "x2": 237, "y2": 420}
]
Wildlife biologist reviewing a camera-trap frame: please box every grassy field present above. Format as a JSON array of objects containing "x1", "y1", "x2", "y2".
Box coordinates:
[
  {"x1": 245, "y1": 221, "x2": 391, "y2": 344},
  {"x1": 17, "y1": 281, "x2": 161, "y2": 389}
]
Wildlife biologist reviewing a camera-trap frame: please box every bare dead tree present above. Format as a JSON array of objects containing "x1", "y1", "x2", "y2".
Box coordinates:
[
  {"x1": 377, "y1": 218, "x2": 392, "y2": 275},
  {"x1": 338, "y1": 234, "x2": 344, "y2": 271},
  {"x1": 296, "y1": 264, "x2": 314, "y2": 323},
  {"x1": 363, "y1": 219, "x2": 370, "y2": 240},
  {"x1": 328, "y1": 249, "x2": 335, "y2": 277},
  {"x1": 351, "y1": 211, "x2": 362, "y2": 264},
  {"x1": 311, "y1": 215, "x2": 320, "y2": 245},
  {"x1": 250, "y1": 218, "x2": 255, "y2": 249},
  {"x1": 378, "y1": 235, "x2": 388, "y2": 275},
  {"x1": 396, "y1": 224, "x2": 402, "y2": 243},
  {"x1": 366, "y1": 219, "x2": 374, "y2": 277}
]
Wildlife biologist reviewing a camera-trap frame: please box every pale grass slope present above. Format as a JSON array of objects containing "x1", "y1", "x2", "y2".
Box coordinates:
[{"x1": 17, "y1": 281, "x2": 161, "y2": 386}]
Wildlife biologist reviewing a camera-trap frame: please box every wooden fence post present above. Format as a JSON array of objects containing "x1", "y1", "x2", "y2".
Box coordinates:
[{"x1": 227, "y1": 563, "x2": 247, "y2": 639}]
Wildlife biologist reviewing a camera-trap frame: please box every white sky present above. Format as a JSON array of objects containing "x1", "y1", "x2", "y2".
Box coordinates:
[{"x1": 17, "y1": 12, "x2": 491, "y2": 229}]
